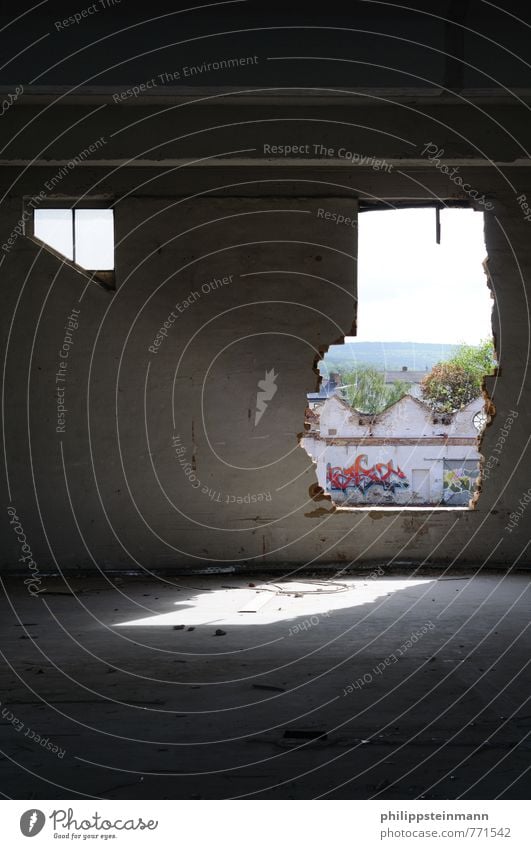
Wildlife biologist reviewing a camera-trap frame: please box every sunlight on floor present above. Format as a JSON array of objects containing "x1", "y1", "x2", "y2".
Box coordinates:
[{"x1": 115, "y1": 578, "x2": 433, "y2": 627}]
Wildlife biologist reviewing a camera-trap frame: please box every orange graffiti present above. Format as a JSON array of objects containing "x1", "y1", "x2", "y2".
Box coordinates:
[{"x1": 327, "y1": 454, "x2": 409, "y2": 493}]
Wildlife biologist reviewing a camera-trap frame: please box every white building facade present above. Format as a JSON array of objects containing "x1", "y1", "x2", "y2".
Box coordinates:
[{"x1": 303, "y1": 394, "x2": 485, "y2": 506}]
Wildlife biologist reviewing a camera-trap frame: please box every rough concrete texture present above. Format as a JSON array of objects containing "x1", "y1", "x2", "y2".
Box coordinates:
[
  {"x1": 1, "y1": 145, "x2": 530, "y2": 567},
  {"x1": 0, "y1": 574, "x2": 529, "y2": 799}
]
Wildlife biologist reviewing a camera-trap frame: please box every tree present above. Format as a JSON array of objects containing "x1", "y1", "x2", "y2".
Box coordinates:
[
  {"x1": 450, "y1": 338, "x2": 496, "y2": 379},
  {"x1": 420, "y1": 362, "x2": 478, "y2": 413},
  {"x1": 341, "y1": 365, "x2": 410, "y2": 414},
  {"x1": 421, "y1": 339, "x2": 496, "y2": 413}
]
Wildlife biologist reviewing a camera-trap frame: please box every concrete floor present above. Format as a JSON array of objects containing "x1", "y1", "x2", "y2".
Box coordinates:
[{"x1": 0, "y1": 572, "x2": 529, "y2": 799}]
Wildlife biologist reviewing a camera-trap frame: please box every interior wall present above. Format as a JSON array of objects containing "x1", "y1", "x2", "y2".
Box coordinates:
[
  {"x1": 2, "y1": 194, "x2": 359, "y2": 570},
  {"x1": 1, "y1": 97, "x2": 531, "y2": 570}
]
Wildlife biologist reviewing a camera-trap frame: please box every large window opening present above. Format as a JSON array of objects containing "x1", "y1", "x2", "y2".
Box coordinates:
[{"x1": 303, "y1": 207, "x2": 495, "y2": 509}]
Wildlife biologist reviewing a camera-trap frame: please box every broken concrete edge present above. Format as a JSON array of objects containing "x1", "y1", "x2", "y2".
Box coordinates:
[
  {"x1": 473, "y1": 381, "x2": 497, "y2": 510},
  {"x1": 303, "y1": 331, "x2": 361, "y2": 515},
  {"x1": 473, "y1": 256, "x2": 499, "y2": 510}
]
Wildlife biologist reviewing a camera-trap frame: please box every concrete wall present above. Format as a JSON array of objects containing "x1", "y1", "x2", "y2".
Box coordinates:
[
  {"x1": 1, "y1": 93, "x2": 531, "y2": 569},
  {"x1": 1, "y1": 193, "x2": 358, "y2": 570}
]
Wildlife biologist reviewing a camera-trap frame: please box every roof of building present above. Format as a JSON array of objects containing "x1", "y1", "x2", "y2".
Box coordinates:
[
  {"x1": 307, "y1": 376, "x2": 340, "y2": 400},
  {"x1": 383, "y1": 370, "x2": 428, "y2": 384},
  {"x1": 317, "y1": 391, "x2": 484, "y2": 419}
]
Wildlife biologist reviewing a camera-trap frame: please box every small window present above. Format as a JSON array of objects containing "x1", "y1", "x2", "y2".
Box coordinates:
[
  {"x1": 33, "y1": 209, "x2": 74, "y2": 260},
  {"x1": 34, "y1": 208, "x2": 114, "y2": 271}
]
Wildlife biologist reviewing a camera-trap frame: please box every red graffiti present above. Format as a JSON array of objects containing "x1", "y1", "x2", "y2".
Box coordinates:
[{"x1": 327, "y1": 454, "x2": 409, "y2": 493}]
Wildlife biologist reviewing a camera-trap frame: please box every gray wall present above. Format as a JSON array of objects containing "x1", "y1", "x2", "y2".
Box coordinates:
[{"x1": 1, "y1": 95, "x2": 530, "y2": 570}]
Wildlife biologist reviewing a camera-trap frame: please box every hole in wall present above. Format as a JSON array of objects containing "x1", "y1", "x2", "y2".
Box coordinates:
[{"x1": 303, "y1": 207, "x2": 496, "y2": 510}]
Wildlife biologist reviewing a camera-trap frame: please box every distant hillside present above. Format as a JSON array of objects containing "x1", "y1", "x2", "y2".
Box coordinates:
[{"x1": 321, "y1": 341, "x2": 459, "y2": 373}]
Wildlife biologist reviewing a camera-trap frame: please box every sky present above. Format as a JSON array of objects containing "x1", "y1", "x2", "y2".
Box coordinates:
[{"x1": 349, "y1": 207, "x2": 493, "y2": 345}]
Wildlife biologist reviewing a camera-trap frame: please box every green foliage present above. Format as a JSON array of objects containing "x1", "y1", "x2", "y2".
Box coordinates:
[
  {"x1": 341, "y1": 365, "x2": 410, "y2": 414},
  {"x1": 449, "y1": 338, "x2": 496, "y2": 377},
  {"x1": 421, "y1": 339, "x2": 496, "y2": 412},
  {"x1": 420, "y1": 363, "x2": 478, "y2": 413}
]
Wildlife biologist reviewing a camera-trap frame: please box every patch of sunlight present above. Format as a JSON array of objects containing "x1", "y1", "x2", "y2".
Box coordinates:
[{"x1": 115, "y1": 578, "x2": 432, "y2": 627}]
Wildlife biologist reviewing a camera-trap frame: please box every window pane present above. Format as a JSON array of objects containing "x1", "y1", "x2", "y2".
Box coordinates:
[
  {"x1": 34, "y1": 209, "x2": 73, "y2": 260},
  {"x1": 74, "y1": 209, "x2": 114, "y2": 270}
]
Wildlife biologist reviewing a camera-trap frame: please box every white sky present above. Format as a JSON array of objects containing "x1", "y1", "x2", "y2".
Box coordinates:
[{"x1": 349, "y1": 208, "x2": 492, "y2": 344}]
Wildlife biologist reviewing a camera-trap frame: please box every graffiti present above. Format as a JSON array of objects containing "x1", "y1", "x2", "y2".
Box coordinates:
[
  {"x1": 443, "y1": 469, "x2": 473, "y2": 493},
  {"x1": 326, "y1": 454, "x2": 409, "y2": 493},
  {"x1": 442, "y1": 460, "x2": 480, "y2": 504}
]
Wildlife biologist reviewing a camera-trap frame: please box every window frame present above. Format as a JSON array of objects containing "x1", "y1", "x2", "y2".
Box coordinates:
[{"x1": 25, "y1": 198, "x2": 116, "y2": 290}]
